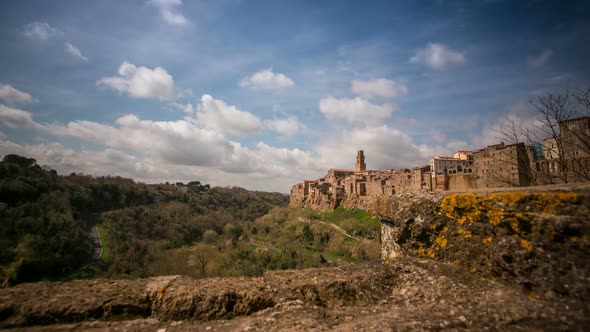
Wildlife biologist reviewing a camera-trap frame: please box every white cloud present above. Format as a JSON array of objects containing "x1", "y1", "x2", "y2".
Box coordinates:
[
  {"x1": 471, "y1": 100, "x2": 550, "y2": 148},
  {"x1": 239, "y1": 69, "x2": 295, "y2": 90},
  {"x1": 410, "y1": 43, "x2": 465, "y2": 70},
  {"x1": 0, "y1": 107, "x2": 324, "y2": 191},
  {"x1": 319, "y1": 96, "x2": 395, "y2": 127},
  {"x1": 351, "y1": 79, "x2": 408, "y2": 99},
  {"x1": 195, "y1": 95, "x2": 262, "y2": 136},
  {"x1": 264, "y1": 116, "x2": 307, "y2": 136},
  {"x1": 23, "y1": 22, "x2": 58, "y2": 40},
  {"x1": 148, "y1": 0, "x2": 188, "y2": 26},
  {"x1": 169, "y1": 102, "x2": 194, "y2": 113},
  {"x1": 65, "y1": 42, "x2": 88, "y2": 61},
  {"x1": 0, "y1": 104, "x2": 43, "y2": 130},
  {"x1": 97, "y1": 62, "x2": 176, "y2": 100},
  {"x1": 527, "y1": 49, "x2": 553, "y2": 69},
  {"x1": 0, "y1": 84, "x2": 35, "y2": 104},
  {"x1": 314, "y1": 125, "x2": 430, "y2": 170},
  {"x1": 0, "y1": 105, "x2": 473, "y2": 192}
]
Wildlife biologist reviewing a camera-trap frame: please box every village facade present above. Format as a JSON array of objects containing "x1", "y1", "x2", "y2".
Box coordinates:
[{"x1": 290, "y1": 116, "x2": 590, "y2": 209}]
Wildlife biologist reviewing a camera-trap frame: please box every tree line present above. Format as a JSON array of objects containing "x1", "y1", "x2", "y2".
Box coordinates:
[{"x1": 0, "y1": 153, "x2": 288, "y2": 285}]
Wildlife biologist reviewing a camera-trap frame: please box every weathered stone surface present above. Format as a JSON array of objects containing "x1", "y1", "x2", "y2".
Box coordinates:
[
  {"x1": 375, "y1": 185, "x2": 590, "y2": 311},
  {"x1": 0, "y1": 264, "x2": 395, "y2": 329},
  {"x1": 3, "y1": 260, "x2": 588, "y2": 331}
]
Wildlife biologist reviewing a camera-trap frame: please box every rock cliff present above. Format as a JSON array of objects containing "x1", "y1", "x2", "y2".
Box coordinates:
[{"x1": 375, "y1": 185, "x2": 590, "y2": 305}]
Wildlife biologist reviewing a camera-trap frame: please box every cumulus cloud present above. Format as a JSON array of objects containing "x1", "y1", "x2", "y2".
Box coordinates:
[
  {"x1": 239, "y1": 69, "x2": 295, "y2": 90},
  {"x1": 264, "y1": 116, "x2": 307, "y2": 136},
  {"x1": 0, "y1": 103, "x2": 470, "y2": 192},
  {"x1": 65, "y1": 42, "x2": 88, "y2": 61},
  {"x1": 0, "y1": 84, "x2": 35, "y2": 104},
  {"x1": 410, "y1": 43, "x2": 465, "y2": 70},
  {"x1": 97, "y1": 62, "x2": 176, "y2": 100},
  {"x1": 148, "y1": 0, "x2": 188, "y2": 25},
  {"x1": 195, "y1": 95, "x2": 262, "y2": 136},
  {"x1": 0, "y1": 104, "x2": 43, "y2": 130},
  {"x1": 319, "y1": 97, "x2": 394, "y2": 127},
  {"x1": 23, "y1": 22, "x2": 58, "y2": 40},
  {"x1": 351, "y1": 79, "x2": 408, "y2": 99},
  {"x1": 470, "y1": 100, "x2": 551, "y2": 149},
  {"x1": 0, "y1": 107, "x2": 325, "y2": 191},
  {"x1": 314, "y1": 125, "x2": 430, "y2": 170},
  {"x1": 527, "y1": 49, "x2": 553, "y2": 69}
]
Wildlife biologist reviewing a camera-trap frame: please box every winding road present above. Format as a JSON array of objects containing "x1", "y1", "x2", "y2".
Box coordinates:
[{"x1": 90, "y1": 225, "x2": 103, "y2": 262}]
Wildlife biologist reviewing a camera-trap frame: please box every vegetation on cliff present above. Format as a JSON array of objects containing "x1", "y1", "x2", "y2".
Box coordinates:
[
  {"x1": 0, "y1": 153, "x2": 380, "y2": 285},
  {"x1": 0, "y1": 154, "x2": 289, "y2": 285},
  {"x1": 97, "y1": 205, "x2": 380, "y2": 279}
]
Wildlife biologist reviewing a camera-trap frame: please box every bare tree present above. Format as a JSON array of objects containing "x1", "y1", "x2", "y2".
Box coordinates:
[
  {"x1": 495, "y1": 86, "x2": 590, "y2": 185},
  {"x1": 495, "y1": 117, "x2": 538, "y2": 186}
]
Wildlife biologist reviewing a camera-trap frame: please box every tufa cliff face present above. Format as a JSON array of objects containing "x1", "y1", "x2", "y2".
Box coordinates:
[{"x1": 374, "y1": 185, "x2": 590, "y2": 305}]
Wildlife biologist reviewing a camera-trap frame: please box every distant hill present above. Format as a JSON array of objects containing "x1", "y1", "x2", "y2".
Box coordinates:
[{"x1": 0, "y1": 154, "x2": 289, "y2": 285}]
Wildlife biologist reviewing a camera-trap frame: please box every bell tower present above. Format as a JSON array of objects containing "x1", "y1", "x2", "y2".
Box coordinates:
[{"x1": 355, "y1": 150, "x2": 366, "y2": 172}]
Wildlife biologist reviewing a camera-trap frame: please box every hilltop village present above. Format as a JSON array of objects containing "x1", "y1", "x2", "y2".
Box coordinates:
[{"x1": 290, "y1": 116, "x2": 590, "y2": 210}]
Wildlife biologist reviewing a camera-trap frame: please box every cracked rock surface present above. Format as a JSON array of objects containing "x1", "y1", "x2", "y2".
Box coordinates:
[{"x1": 1, "y1": 259, "x2": 588, "y2": 331}]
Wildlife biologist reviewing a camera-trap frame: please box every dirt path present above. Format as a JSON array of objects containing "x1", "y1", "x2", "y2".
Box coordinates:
[{"x1": 297, "y1": 216, "x2": 373, "y2": 244}]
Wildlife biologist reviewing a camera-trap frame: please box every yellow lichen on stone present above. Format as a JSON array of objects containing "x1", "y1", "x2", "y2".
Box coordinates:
[
  {"x1": 464, "y1": 231, "x2": 472, "y2": 239},
  {"x1": 490, "y1": 192, "x2": 528, "y2": 207},
  {"x1": 157, "y1": 286, "x2": 165, "y2": 298},
  {"x1": 427, "y1": 248, "x2": 435, "y2": 258},
  {"x1": 482, "y1": 236, "x2": 493, "y2": 245},
  {"x1": 440, "y1": 193, "x2": 488, "y2": 227},
  {"x1": 384, "y1": 257, "x2": 396, "y2": 265},
  {"x1": 436, "y1": 236, "x2": 448, "y2": 248},
  {"x1": 520, "y1": 239, "x2": 533, "y2": 252},
  {"x1": 418, "y1": 245, "x2": 425, "y2": 256},
  {"x1": 441, "y1": 191, "x2": 582, "y2": 230},
  {"x1": 487, "y1": 209, "x2": 504, "y2": 226}
]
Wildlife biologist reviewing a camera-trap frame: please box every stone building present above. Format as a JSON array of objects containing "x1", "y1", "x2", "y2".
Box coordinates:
[
  {"x1": 534, "y1": 116, "x2": 590, "y2": 183},
  {"x1": 355, "y1": 150, "x2": 366, "y2": 172},
  {"x1": 561, "y1": 116, "x2": 590, "y2": 158},
  {"x1": 430, "y1": 156, "x2": 471, "y2": 190},
  {"x1": 472, "y1": 142, "x2": 532, "y2": 188},
  {"x1": 290, "y1": 150, "x2": 430, "y2": 210}
]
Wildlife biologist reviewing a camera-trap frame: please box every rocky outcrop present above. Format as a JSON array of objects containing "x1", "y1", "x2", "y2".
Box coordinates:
[
  {"x1": 374, "y1": 185, "x2": 590, "y2": 309},
  {"x1": 0, "y1": 264, "x2": 395, "y2": 329},
  {"x1": 2, "y1": 260, "x2": 589, "y2": 331}
]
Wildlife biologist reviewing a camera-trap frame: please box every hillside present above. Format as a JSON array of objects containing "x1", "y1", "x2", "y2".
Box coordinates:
[{"x1": 0, "y1": 154, "x2": 289, "y2": 285}]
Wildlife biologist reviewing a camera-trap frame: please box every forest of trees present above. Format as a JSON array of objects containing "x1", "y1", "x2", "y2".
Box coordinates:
[
  {"x1": 0, "y1": 154, "x2": 292, "y2": 285},
  {"x1": 97, "y1": 204, "x2": 380, "y2": 279}
]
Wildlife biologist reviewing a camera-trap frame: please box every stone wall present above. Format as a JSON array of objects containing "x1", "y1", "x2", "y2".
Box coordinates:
[
  {"x1": 447, "y1": 173, "x2": 478, "y2": 191},
  {"x1": 374, "y1": 185, "x2": 590, "y2": 301}
]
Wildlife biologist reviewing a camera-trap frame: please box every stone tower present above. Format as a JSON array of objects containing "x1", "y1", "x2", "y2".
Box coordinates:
[{"x1": 355, "y1": 150, "x2": 366, "y2": 172}]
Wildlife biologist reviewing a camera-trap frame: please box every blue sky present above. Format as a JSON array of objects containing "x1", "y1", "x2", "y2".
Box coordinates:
[{"x1": 0, "y1": 0, "x2": 589, "y2": 192}]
